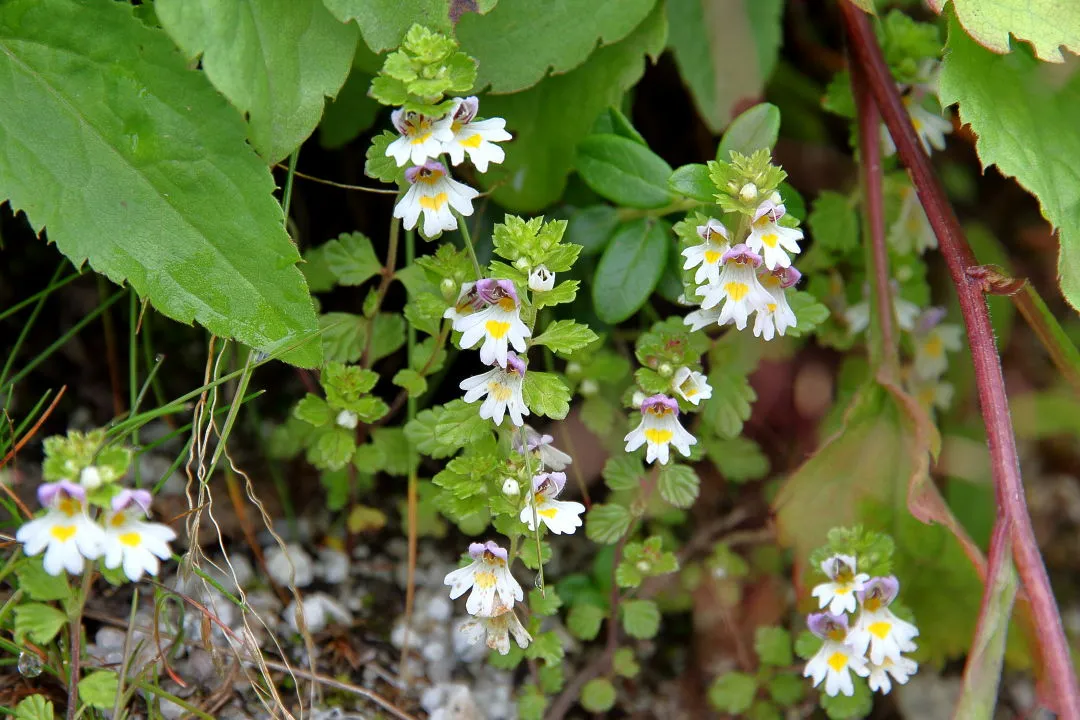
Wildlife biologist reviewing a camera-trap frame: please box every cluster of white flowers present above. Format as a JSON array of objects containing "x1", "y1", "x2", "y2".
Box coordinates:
[
  {"x1": 17, "y1": 478, "x2": 176, "y2": 582},
  {"x1": 804, "y1": 555, "x2": 919, "y2": 697},
  {"x1": 387, "y1": 97, "x2": 511, "y2": 238},
  {"x1": 683, "y1": 197, "x2": 803, "y2": 341},
  {"x1": 906, "y1": 307, "x2": 962, "y2": 412}
]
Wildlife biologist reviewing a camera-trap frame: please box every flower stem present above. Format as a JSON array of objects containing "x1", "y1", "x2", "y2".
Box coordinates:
[
  {"x1": 458, "y1": 213, "x2": 483, "y2": 280},
  {"x1": 67, "y1": 570, "x2": 94, "y2": 720},
  {"x1": 840, "y1": 4, "x2": 1080, "y2": 716}
]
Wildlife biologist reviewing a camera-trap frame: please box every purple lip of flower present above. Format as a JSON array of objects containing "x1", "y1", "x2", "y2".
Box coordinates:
[
  {"x1": 38, "y1": 479, "x2": 86, "y2": 507},
  {"x1": 504, "y1": 352, "x2": 528, "y2": 377},
  {"x1": 476, "y1": 278, "x2": 519, "y2": 306},
  {"x1": 533, "y1": 471, "x2": 567, "y2": 496},
  {"x1": 641, "y1": 394, "x2": 679, "y2": 416},
  {"x1": 696, "y1": 219, "x2": 729, "y2": 242},
  {"x1": 753, "y1": 199, "x2": 785, "y2": 224},
  {"x1": 481, "y1": 540, "x2": 508, "y2": 561},
  {"x1": 453, "y1": 96, "x2": 479, "y2": 125},
  {"x1": 778, "y1": 266, "x2": 802, "y2": 289},
  {"x1": 722, "y1": 244, "x2": 763, "y2": 267},
  {"x1": 915, "y1": 306, "x2": 947, "y2": 334},
  {"x1": 112, "y1": 488, "x2": 153, "y2": 514},
  {"x1": 467, "y1": 542, "x2": 488, "y2": 559},
  {"x1": 857, "y1": 575, "x2": 899, "y2": 606},
  {"x1": 807, "y1": 611, "x2": 848, "y2": 638},
  {"x1": 404, "y1": 161, "x2": 447, "y2": 184}
]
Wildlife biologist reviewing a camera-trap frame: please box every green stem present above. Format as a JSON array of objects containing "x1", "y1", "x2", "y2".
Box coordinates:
[
  {"x1": 615, "y1": 197, "x2": 700, "y2": 222},
  {"x1": 67, "y1": 570, "x2": 94, "y2": 720},
  {"x1": 458, "y1": 213, "x2": 483, "y2": 280},
  {"x1": 129, "y1": 289, "x2": 141, "y2": 486},
  {"x1": 282, "y1": 148, "x2": 300, "y2": 222}
]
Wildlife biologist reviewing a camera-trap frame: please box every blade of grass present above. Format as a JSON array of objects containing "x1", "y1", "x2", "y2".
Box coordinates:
[{"x1": 0, "y1": 261, "x2": 67, "y2": 395}]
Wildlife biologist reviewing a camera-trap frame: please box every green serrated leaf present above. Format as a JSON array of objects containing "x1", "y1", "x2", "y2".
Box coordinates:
[
  {"x1": 0, "y1": 0, "x2": 321, "y2": 367},
  {"x1": 522, "y1": 371, "x2": 572, "y2": 419},
  {"x1": 708, "y1": 672, "x2": 758, "y2": 714},
  {"x1": 531, "y1": 320, "x2": 598, "y2": 356},
  {"x1": 808, "y1": 191, "x2": 859, "y2": 255},
  {"x1": 754, "y1": 626, "x2": 793, "y2": 666},
  {"x1": 821, "y1": 680, "x2": 873, "y2": 719},
  {"x1": 603, "y1": 454, "x2": 645, "y2": 491},
  {"x1": 310, "y1": 427, "x2": 356, "y2": 471},
  {"x1": 369, "y1": 313, "x2": 407, "y2": 361},
  {"x1": 294, "y1": 393, "x2": 331, "y2": 426},
  {"x1": 567, "y1": 603, "x2": 605, "y2": 640},
  {"x1": 16, "y1": 557, "x2": 72, "y2": 602},
  {"x1": 526, "y1": 630, "x2": 566, "y2": 665},
  {"x1": 668, "y1": 163, "x2": 715, "y2": 203},
  {"x1": 658, "y1": 463, "x2": 700, "y2": 508},
  {"x1": 930, "y1": 0, "x2": 1080, "y2": 62},
  {"x1": 621, "y1": 598, "x2": 660, "y2": 639},
  {"x1": 786, "y1": 291, "x2": 831, "y2": 338},
  {"x1": 14, "y1": 602, "x2": 67, "y2": 645},
  {"x1": 533, "y1": 279, "x2": 580, "y2": 309},
  {"x1": 15, "y1": 695, "x2": 54, "y2": 720},
  {"x1": 613, "y1": 647, "x2": 641, "y2": 677},
  {"x1": 320, "y1": 312, "x2": 367, "y2": 363},
  {"x1": 794, "y1": 629, "x2": 823, "y2": 660},
  {"x1": 529, "y1": 587, "x2": 562, "y2": 616},
  {"x1": 586, "y1": 503, "x2": 632, "y2": 544},
  {"x1": 767, "y1": 673, "x2": 805, "y2": 708},
  {"x1": 705, "y1": 436, "x2": 770, "y2": 482},
  {"x1": 477, "y1": 6, "x2": 667, "y2": 210},
  {"x1": 392, "y1": 369, "x2": 428, "y2": 397},
  {"x1": 704, "y1": 367, "x2": 756, "y2": 438},
  {"x1": 577, "y1": 134, "x2": 674, "y2": 209},
  {"x1": 157, "y1": 0, "x2": 356, "y2": 163},
  {"x1": 365, "y1": 130, "x2": 407, "y2": 184},
  {"x1": 581, "y1": 677, "x2": 618, "y2": 712},
  {"x1": 517, "y1": 684, "x2": 547, "y2": 720},
  {"x1": 323, "y1": 232, "x2": 382, "y2": 286},
  {"x1": 405, "y1": 399, "x2": 491, "y2": 458},
  {"x1": 592, "y1": 218, "x2": 670, "y2": 324},
  {"x1": 78, "y1": 670, "x2": 119, "y2": 709}
]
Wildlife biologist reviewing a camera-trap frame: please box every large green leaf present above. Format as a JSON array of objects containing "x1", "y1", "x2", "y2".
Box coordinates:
[
  {"x1": 576, "y1": 134, "x2": 673, "y2": 208},
  {"x1": 478, "y1": 5, "x2": 667, "y2": 210},
  {"x1": 939, "y1": 14, "x2": 1080, "y2": 313},
  {"x1": 592, "y1": 218, "x2": 669, "y2": 324},
  {"x1": 158, "y1": 0, "x2": 357, "y2": 164},
  {"x1": 456, "y1": 0, "x2": 656, "y2": 93},
  {"x1": 666, "y1": 0, "x2": 784, "y2": 132},
  {"x1": 322, "y1": 0, "x2": 450, "y2": 53},
  {"x1": 928, "y1": 0, "x2": 1080, "y2": 62},
  {"x1": 0, "y1": 0, "x2": 320, "y2": 367}
]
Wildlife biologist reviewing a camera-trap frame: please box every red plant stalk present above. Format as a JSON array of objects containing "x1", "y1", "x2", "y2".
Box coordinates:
[{"x1": 840, "y1": 4, "x2": 1080, "y2": 717}]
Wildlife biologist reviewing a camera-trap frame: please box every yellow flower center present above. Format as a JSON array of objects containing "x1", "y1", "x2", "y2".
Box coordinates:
[
  {"x1": 50, "y1": 525, "x2": 77, "y2": 542},
  {"x1": 461, "y1": 134, "x2": 484, "y2": 149},
  {"x1": 110, "y1": 512, "x2": 129, "y2": 528},
  {"x1": 474, "y1": 571, "x2": 497, "y2": 589},
  {"x1": 538, "y1": 508, "x2": 558, "y2": 519},
  {"x1": 704, "y1": 249, "x2": 722, "y2": 264},
  {"x1": 724, "y1": 282, "x2": 749, "y2": 301},
  {"x1": 644, "y1": 428, "x2": 673, "y2": 444},
  {"x1": 868, "y1": 621, "x2": 892, "y2": 639},
  {"x1": 760, "y1": 233, "x2": 778, "y2": 248},
  {"x1": 419, "y1": 192, "x2": 448, "y2": 210},
  {"x1": 827, "y1": 652, "x2": 848, "y2": 672},
  {"x1": 488, "y1": 382, "x2": 512, "y2": 401},
  {"x1": 485, "y1": 320, "x2": 510, "y2": 339},
  {"x1": 767, "y1": 303, "x2": 777, "y2": 312},
  {"x1": 120, "y1": 532, "x2": 142, "y2": 548},
  {"x1": 409, "y1": 131, "x2": 432, "y2": 145},
  {"x1": 58, "y1": 498, "x2": 79, "y2": 517},
  {"x1": 923, "y1": 334, "x2": 944, "y2": 357}
]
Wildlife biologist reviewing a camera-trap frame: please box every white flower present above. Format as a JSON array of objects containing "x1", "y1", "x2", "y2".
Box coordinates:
[
  {"x1": 79, "y1": 466, "x2": 103, "y2": 490},
  {"x1": 100, "y1": 489, "x2": 176, "y2": 582},
  {"x1": 502, "y1": 478, "x2": 520, "y2": 497},
  {"x1": 386, "y1": 109, "x2": 453, "y2": 167},
  {"x1": 684, "y1": 305, "x2": 722, "y2": 332},
  {"x1": 16, "y1": 481, "x2": 106, "y2": 576},
  {"x1": 514, "y1": 427, "x2": 572, "y2": 471},
  {"x1": 913, "y1": 320, "x2": 962, "y2": 380},
  {"x1": 699, "y1": 245, "x2": 773, "y2": 330},
  {"x1": 624, "y1": 394, "x2": 696, "y2": 465},
  {"x1": 520, "y1": 472, "x2": 585, "y2": 535},
  {"x1": 867, "y1": 655, "x2": 918, "y2": 695},
  {"x1": 848, "y1": 576, "x2": 919, "y2": 665},
  {"x1": 393, "y1": 161, "x2": 478, "y2": 239},
  {"x1": 455, "y1": 279, "x2": 531, "y2": 368},
  {"x1": 443, "y1": 281, "x2": 483, "y2": 326},
  {"x1": 459, "y1": 604, "x2": 532, "y2": 655},
  {"x1": 745, "y1": 199, "x2": 803, "y2": 270},
  {"x1": 443, "y1": 541, "x2": 523, "y2": 617},
  {"x1": 889, "y1": 184, "x2": 936, "y2": 255},
  {"x1": 811, "y1": 554, "x2": 870, "y2": 615},
  {"x1": 442, "y1": 96, "x2": 512, "y2": 173},
  {"x1": 528, "y1": 265, "x2": 554, "y2": 292},
  {"x1": 882, "y1": 95, "x2": 951, "y2": 157},
  {"x1": 671, "y1": 367, "x2": 712, "y2": 406},
  {"x1": 754, "y1": 267, "x2": 800, "y2": 341},
  {"x1": 682, "y1": 219, "x2": 731, "y2": 286},
  {"x1": 804, "y1": 612, "x2": 870, "y2": 697},
  {"x1": 459, "y1": 352, "x2": 529, "y2": 427},
  {"x1": 336, "y1": 410, "x2": 359, "y2": 429}
]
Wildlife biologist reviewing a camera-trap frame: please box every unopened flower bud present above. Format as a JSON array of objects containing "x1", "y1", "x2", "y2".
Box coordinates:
[
  {"x1": 79, "y1": 466, "x2": 102, "y2": 490},
  {"x1": 502, "y1": 478, "x2": 519, "y2": 497},
  {"x1": 336, "y1": 410, "x2": 359, "y2": 429},
  {"x1": 528, "y1": 265, "x2": 554, "y2": 292},
  {"x1": 636, "y1": 560, "x2": 650, "y2": 572},
  {"x1": 566, "y1": 362, "x2": 583, "y2": 377},
  {"x1": 440, "y1": 278, "x2": 457, "y2": 303},
  {"x1": 514, "y1": 257, "x2": 531, "y2": 271},
  {"x1": 739, "y1": 182, "x2": 758, "y2": 201},
  {"x1": 580, "y1": 379, "x2": 599, "y2": 397},
  {"x1": 631, "y1": 391, "x2": 645, "y2": 408},
  {"x1": 658, "y1": 362, "x2": 674, "y2": 378}
]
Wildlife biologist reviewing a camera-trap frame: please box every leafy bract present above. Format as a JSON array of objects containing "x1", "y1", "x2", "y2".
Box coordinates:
[
  {"x1": 158, "y1": 0, "x2": 357, "y2": 163},
  {"x1": 457, "y1": 0, "x2": 657, "y2": 93},
  {"x1": 0, "y1": 0, "x2": 320, "y2": 367},
  {"x1": 478, "y1": 6, "x2": 667, "y2": 210},
  {"x1": 928, "y1": 0, "x2": 1080, "y2": 62},
  {"x1": 666, "y1": 0, "x2": 784, "y2": 132},
  {"x1": 939, "y1": 15, "x2": 1080, "y2": 313}
]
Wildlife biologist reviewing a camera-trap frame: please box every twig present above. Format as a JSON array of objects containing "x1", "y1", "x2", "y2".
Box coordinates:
[
  {"x1": 258, "y1": 658, "x2": 418, "y2": 720},
  {"x1": 840, "y1": 4, "x2": 1080, "y2": 716},
  {"x1": 273, "y1": 164, "x2": 400, "y2": 194}
]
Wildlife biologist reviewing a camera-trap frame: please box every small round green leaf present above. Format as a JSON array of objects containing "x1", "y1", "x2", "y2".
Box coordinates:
[
  {"x1": 581, "y1": 678, "x2": 617, "y2": 712},
  {"x1": 592, "y1": 218, "x2": 670, "y2": 324}
]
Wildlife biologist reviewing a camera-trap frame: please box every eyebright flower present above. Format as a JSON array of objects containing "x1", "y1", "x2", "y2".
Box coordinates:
[
  {"x1": 393, "y1": 161, "x2": 478, "y2": 238},
  {"x1": 520, "y1": 472, "x2": 585, "y2": 535},
  {"x1": 867, "y1": 655, "x2": 918, "y2": 695},
  {"x1": 455, "y1": 279, "x2": 531, "y2": 368},
  {"x1": 889, "y1": 184, "x2": 936, "y2": 255},
  {"x1": 443, "y1": 541, "x2": 523, "y2": 617},
  {"x1": 754, "y1": 266, "x2": 800, "y2": 341},
  {"x1": 443, "y1": 281, "x2": 483, "y2": 326},
  {"x1": 528, "y1": 265, "x2": 554, "y2": 292},
  {"x1": 811, "y1": 554, "x2": 870, "y2": 615},
  {"x1": 624, "y1": 394, "x2": 696, "y2": 465},
  {"x1": 16, "y1": 481, "x2": 106, "y2": 576},
  {"x1": 386, "y1": 109, "x2": 454, "y2": 167},
  {"x1": 882, "y1": 95, "x2": 951, "y2": 157},
  {"x1": 913, "y1": 317, "x2": 962, "y2": 380},
  {"x1": 804, "y1": 612, "x2": 870, "y2": 697},
  {"x1": 682, "y1": 219, "x2": 731, "y2": 286},
  {"x1": 459, "y1": 352, "x2": 529, "y2": 427},
  {"x1": 699, "y1": 245, "x2": 773, "y2": 331},
  {"x1": 459, "y1": 604, "x2": 532, "y2": 655},
  {"x1": 671, "y1": 366, "x2": 712, "y2": 406},
  {"x1": 683, "y1": 305, "x2": 722, "y2": 332},
  {"x1": 442, "y1": 97, "x2": 512, "y2": 173},
  {"x1": 848, "y1": 576, "x2": 919, "y2": 665},
  {"x1": 513, "y1": 426, "x2": 572, "y2": 471},
  {"x1": 745, "y1": 199, "x2": 803, "y2": 270},
  {"x1": 101, "y1": 489, "x2": 177, "y2": 582}
]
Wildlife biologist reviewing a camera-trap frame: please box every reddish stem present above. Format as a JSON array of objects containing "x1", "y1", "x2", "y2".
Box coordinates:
[{"x1": 840, "y1": 4, "x2": 1080, "y2": 716}]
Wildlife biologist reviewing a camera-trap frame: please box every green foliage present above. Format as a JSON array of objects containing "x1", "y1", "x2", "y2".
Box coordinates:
[
  {"x1": 577, "y1": 134, "x2": 674, "y2": 209},
  {"x1": 807, "y1": 191, "x2": 859, "y2": 257},
  {"x1": 658, "y1": 464, "x2": 700, "y2": 508},
  {"x1": 620, "y1": 598, "x2": 660, "y2": 638},
  {"x1": 157, "y1": 0, "x2": 356, "y2": 164},
  {"x1": 754, "y1": 626, "x2": 793, "y2": 667},
  {"x1": 365, "y1": 131, "x2": 407, "y2": 184},
  {"x1": 530, "y1": 587, "x2": 563, "y2": 616},
  {"x1": 794, "y1": 630, "x2": 823, "y2": 660},
  {"x1": 717, "y1": 103, "x2": 782, "y2": 161},
  {"x1": 581, "y1": 677, "x2": 617, "y2": 712},
  {"x1": 392, "y1": 369, "x2": 428, "y2": 397},
  {"x1": 78, "y1": 671, "x2": 119, "y2": 709},
  {"x1": 821, "y1": 681, "x2": 873, "y2": 719},
  {"x1": 603, "y1": 454, "x2": 645, "y2": 492},
  {"x1": 16, "y1": 558, "x2": 72, "y2": 602},
  {"x1": 567, "y1": 205, "x2": 621, "y2": 256},
  {"x1": 405, "y1": 400, "x2": 491, "y2": 458},
  {"x1": 42, "y1": 429, "x2": 131, "y2": 487},
  {"x1": 0, "y1": 0, "x2": 320, "y2": 367},
  {"x1": 708, "y1": 149, "x2": 788, "y2": 216},
  {"x1": 612, "y1": 647, "x2": 641, "y2": 677},
  {"x1": 368, "y1": 24, "x2": 475, "y2": 115},
  {"x1": 939, "y1": 12, "x2": 1080, "y2": 314},
  {"x1": 592, "y1": 219, "x2": 670, "y2": 323},
  {"x1": 14, "y1": 696, "x2": 54, "y2": 720},
  {"x1": 767, "y1": 673, "x2": 805, "y2": 707},
  {"x1": 586, "y1": 503, "x2": 633, "y2": 544},
  {"x1": 786, "y1": 292, "x2": 831, "y2": 338},
  {"x1": 704, "y1": 365, "x2": 756, "y2": 438},
  {"x1": 669, "y1": 164, "x2": 715, "y2": 203},
  {"x1": 531, "y1": 320, "x2": 598, "y2": 356},
  {"x1": 517, "y1": 684, "x2": 547, "y2": 720},
  {"x1": 526, "y1": 630, "x2": 566, "y2": 665},
  {"x1": 616, "y1": 535, "x2": 679, "y2": 587},
  {"x1": 323, "y1": 0, "x2": 454, "y2": 53},
  {"x1": 323, "y1": 233, "x2": 382, "y2": 286},
  {"x1": 457, "y1": 0, "x2": 658, "y2": 93},
  {"x1": 491, "y1": 216, "x2": 580, "y2": 271},
  {"x1": 929, "y1": 0, "x2": 1080, "y2": 62},
  {"x1": 14, "y1": 602, "x2": 67, "y2": 645},
  {"x1": 522, "y1": 372, "x2": 572, "y2": 419},
  {"x1": 704, "y1": 436, "x2": 770, "y2": 482},
  {"x1": 708, "y1": 672, "x2": 757, "y2": 714},
  {"x1": 567, "y1": 603, "x2": 606, "y2": 640}
]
